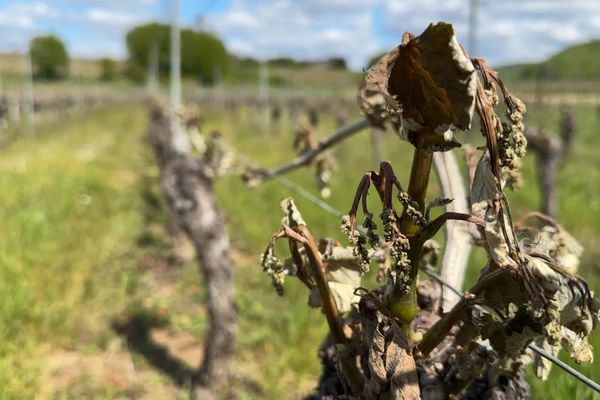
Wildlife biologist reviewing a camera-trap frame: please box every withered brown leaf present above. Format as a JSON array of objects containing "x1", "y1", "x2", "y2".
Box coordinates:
[{"x1": 359, "y1": 22, "x2": 476, "y2": 143}]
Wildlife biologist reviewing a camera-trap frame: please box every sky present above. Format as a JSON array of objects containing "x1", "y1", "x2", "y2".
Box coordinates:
[{"x1": 0, "y1": 0, "x2": 599, "y2": 70}]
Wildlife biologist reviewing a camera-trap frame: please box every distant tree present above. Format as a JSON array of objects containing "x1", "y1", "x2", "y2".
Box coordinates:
[
  {"x1": 99, "y1": 58, "x2": 118, "y2": 81},
  {"x1": 180, "y1": 28, "x2": 229, "y2": 84},
  {"x1": 237, "y1": 57, "x2": 259, "y2": 67},
  {"x1": 125, "y1": 22, "x2": 229, "y2": 84},
  {"x1": 326, "y1": 57, "x2": 347, "y2": 70},
  {"x1": 269, "y1": 57, "x2": 306, "y2": 68},
  {"x1": 29, "y1": 35, "x2": 69, "y2": 79}
]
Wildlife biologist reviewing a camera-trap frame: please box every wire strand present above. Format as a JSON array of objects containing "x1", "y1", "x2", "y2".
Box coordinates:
[
  {"x1": 529, "y1": 344, "x2": 600, "y2": 393},
  {"x1": 273, "y1": 176, "x2": 343, "y2": 219}
]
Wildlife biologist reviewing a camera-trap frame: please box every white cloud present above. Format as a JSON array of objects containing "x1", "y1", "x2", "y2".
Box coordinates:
[
  {"x1": 86, "y1": 8, "x2": 139, "y2": 26},
  {"x1": 0, "y1": 1, "x2": 56, "y2": 30},
  {"x1": 208, "y1": 0, "x2": 380, "y2": 68},
  {"x1": 55, "y1": 0, "x2": 156, "y2": 7},
  {"x1": 379, "y1": 0, "x2": 600, "y2": 67},
  {"x1": 0, "y1": 0, "x2": 153, "y2": 58}
]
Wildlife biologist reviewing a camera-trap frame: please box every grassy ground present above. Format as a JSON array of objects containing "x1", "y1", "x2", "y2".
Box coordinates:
[
  {"x1": 0, "y1": 104, "x2": 148, "y2": 398},
  {"x1": 0, "y1": 97, "x2": 599, "y2": 399}
]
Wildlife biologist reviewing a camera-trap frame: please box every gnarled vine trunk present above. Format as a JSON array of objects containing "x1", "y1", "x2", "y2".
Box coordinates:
[{"x1": 147, "y1": 105, "x2": 237, "y2": 399}]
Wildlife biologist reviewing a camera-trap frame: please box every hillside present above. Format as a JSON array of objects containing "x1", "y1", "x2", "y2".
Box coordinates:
[{"x1": 498, "y1": 39, "x2": 600, "y2": 81}]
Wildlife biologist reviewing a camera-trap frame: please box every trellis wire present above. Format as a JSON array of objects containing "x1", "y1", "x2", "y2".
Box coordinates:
[{"x1": 273, "y1": 176, "x2": 344, "y2": 219}]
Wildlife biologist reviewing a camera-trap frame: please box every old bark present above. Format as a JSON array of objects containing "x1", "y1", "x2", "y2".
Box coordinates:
[{"x1": 147, "y1": 105, "x2": 237, "y2": 399}]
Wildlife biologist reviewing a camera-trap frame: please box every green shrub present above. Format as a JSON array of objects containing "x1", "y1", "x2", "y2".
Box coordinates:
[
  {"x1": 99, "y1": 57, "x2": 117, "y2": 81},
  {"x1": 29, "y1": 35, "x2": 69, "y2": 79},
  {"x1": 125, "y1": 22, "x2": 229, "y2": 85}
]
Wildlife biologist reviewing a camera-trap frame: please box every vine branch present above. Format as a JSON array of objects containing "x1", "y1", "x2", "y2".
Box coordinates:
[{"x1": 245, "y1": 118, "x2": 369, "y2": 184}]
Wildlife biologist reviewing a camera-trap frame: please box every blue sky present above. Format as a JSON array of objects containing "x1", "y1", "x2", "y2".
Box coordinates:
[{"x1": 0, "y1": 0, "x2": 599, "y2": 70}]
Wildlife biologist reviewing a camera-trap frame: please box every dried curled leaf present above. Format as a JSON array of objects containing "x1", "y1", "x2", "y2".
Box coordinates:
[
  {"x1": 467, "y1": 147, "x2": 599, "y2": 381},
  {"x1": 309, "y1": 245, "x2": 386, "y2": 313},
  {"x1": 263, "y1": 199, "x2": 387, "y2": 313},
  {"x1": 518, "y1": 214, "x2": 584, "y2": 274},
  {"x1": 363, "y1": 320, "x2": 420, "y2": 400},
  {"x1": 389, "y1": 23, "x2": 476, "y2": 134},
  {"x1": 280, "y1": 197, "x2": 306, "y2": 227},
  {"x1": 358, "y1": 46, "x2": 403, "y2": 129},
  {"x1": 471, "y1": 152, "x2": 518, "y2": 269},
  {"x1": 359, "y1": 22, "x2": 476, "y2": 150},
  {"x1": 308, "y1": 260, "x2": 361, "y2": 313}
]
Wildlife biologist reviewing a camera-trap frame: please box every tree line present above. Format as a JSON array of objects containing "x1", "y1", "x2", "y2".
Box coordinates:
[
  {"x1": 27, "y1": 23, "x2": 228, "y2": 84},
  {"x1": 26, "y1": 23, "x2": 350, "y2": 85}
]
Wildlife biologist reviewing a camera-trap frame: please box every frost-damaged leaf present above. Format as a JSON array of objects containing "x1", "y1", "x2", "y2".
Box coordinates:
[
  {"x1": 523, "y1": 253, "x2": 600, "y2": 379},
  {"x1": 280, "y1": 197, "x2": 306, "y2": 227},
  {"x1": 468, "y1": 149, "x2": 600, "y2": 379},
  {"x1": 365, "y1": 323, "x2": 387, "y2": 397},
  {"x1": 517, "y1": 213, "x2": 584, "y2": 274},
  {"x1": 525, "y1": 252, "x2": 599, "y2": 377},
  {"x1": 387, "y1": 323, "x2": 420, "y2": 400},
  {"x1": 270, "y1": 200, "x2": 373, "y2": 313},
  {"x1": 359, "y1": 22, "x2": 477, "y2": 150},
  {"x1": 308, "y1": 259, "x2": 361, "y2": 313},
  {"x1": 389, "y1": 23, "x2": 476, "y2": 133},
  {"x1": 470, "y1": 151, "x2": 498, "y2": 213},
  {"x1": 363, "y1": 321, "x2": 420, "y2": 400},
  {"x1": 309, "y1": 245, "x2": 385, "y2": 313},
  {"x1": 358, "y1": 46, "x2": 403, "y2": 128},
  {"x1": 456, "y1": 56, "x2": 600, "y2": 385},
  {"x1": 471, "y1": 152, "x2": 518, "y2": 268}
]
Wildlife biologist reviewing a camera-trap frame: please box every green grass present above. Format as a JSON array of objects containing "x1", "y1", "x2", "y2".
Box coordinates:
[
  {"x1": 0, "y1": 105, "x2": 148, "y2": 398},
  {"x1": 1, "y1": 98, "x2": 599, "y2": 399}
]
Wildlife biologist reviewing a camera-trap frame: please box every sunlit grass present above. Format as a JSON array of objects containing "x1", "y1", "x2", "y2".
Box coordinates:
[{"x1": 0, "y1": 105, "x2": 147, "y2": 398}]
